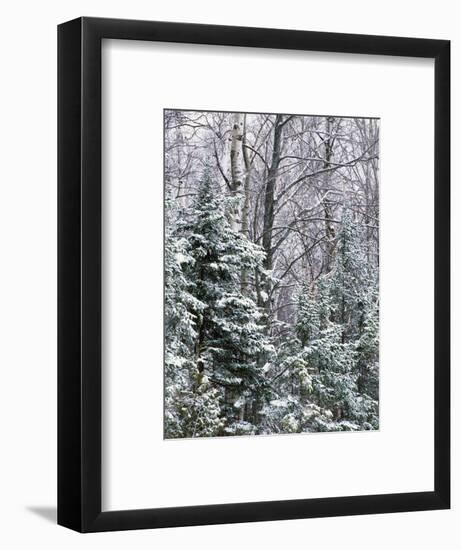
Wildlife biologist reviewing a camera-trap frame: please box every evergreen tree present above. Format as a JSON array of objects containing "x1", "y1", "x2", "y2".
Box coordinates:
[
  {"x1": 307, "y1": 209, "x2": 379, "y2": 429},
  {"x1": 164, "y1": 196, "x2": 223, "y2": 438},
  {"x1": 168, "y1": 170, "x2": 273, "y2": 437},
  {"x1": 265, "y1": 209, "x2": 379, "y2": 433}
]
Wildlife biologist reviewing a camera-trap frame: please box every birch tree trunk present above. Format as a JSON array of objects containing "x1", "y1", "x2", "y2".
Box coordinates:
[
  {"x1": 224, "y1": 114, "x2": 246, "y2": 420},
  {"x1": 229, "y1": 112, "x2": 244, "y2": 231}
]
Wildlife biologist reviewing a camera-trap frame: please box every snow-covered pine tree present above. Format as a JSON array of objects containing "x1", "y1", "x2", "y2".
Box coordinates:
[
  {"x1": 307, "y1": 208, "x2": 379, "y2": 429},
  {"x1": 259, "y1": 283, "x2": 341, "y2": 434},
  {"x1": 173, "y1": 169, "x2": 273, "y2": 436},
  {"x1": 264, "y1": 208, "x2": 379, "y2": 433},
  {"x1": 164, "y1": 195, "x2": 224, "y2": 438},
  {"x1": 355, "y1": 286, "x2": 379, "y2": 404}
]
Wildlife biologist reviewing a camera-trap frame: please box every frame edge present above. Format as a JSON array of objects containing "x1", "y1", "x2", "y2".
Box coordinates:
[
  {"x1": 433, "y1": 39, "x2": 451, "y2": 509},
  {"x1": 58, "y1": 16, "x2": 84, "y2": 532}
]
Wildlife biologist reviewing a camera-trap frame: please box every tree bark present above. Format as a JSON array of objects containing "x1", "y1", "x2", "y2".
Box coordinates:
[
  {"x1": 241, "y1": 114, "x2": 252, "y2": 294},
  {"x1": 229, "y1": 112, "x2": 244, "y2": 231},
  {"x1": 260, "y1": 114, "x2": 284, "y2": 318},
  {"x1": 323, "y1": 116, "x2": 336, "y2": 272}
]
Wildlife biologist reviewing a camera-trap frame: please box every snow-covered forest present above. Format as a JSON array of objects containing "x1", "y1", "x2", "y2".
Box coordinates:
[{"x1": 164, "y1": 110, "x2": 379, "y2": 438}]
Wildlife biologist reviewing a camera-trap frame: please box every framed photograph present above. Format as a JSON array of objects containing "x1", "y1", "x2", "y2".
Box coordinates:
[{"x1": 58, "y1": 17, "x2": 450, "y2": 532}]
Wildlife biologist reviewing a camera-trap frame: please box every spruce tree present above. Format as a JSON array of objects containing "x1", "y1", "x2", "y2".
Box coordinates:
[
  {"x1": 307, "y1": 209, "x2": 379, "y2": 429},
  {"x1": 164, "y1": 196, "x2": 223, "y2": 438},
  {"x1": 171, "y1": 170, "x2": 273, "y2": 436},
  {"x1": 265, "y1": 209, "x2": 379, "y2": 433}
]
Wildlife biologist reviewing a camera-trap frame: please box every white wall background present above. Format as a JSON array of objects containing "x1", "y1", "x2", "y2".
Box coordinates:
[{"x1": 0, "y1": 1, "x2": 457, "y2": 548}]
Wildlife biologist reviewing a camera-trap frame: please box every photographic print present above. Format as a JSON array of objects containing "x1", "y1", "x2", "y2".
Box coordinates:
[{"x1": 164, "y1": 109, "x2": 379, "y2": 439}]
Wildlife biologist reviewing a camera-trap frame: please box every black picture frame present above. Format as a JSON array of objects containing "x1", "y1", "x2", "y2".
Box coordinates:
[{"x1": 58, "y1": 16, "x2": 450, "y2": 533}]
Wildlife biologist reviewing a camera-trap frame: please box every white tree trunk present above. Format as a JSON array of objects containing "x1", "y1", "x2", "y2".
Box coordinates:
[{"x1": 229, "y1": 112, "x2": 244, "y2": 231}]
